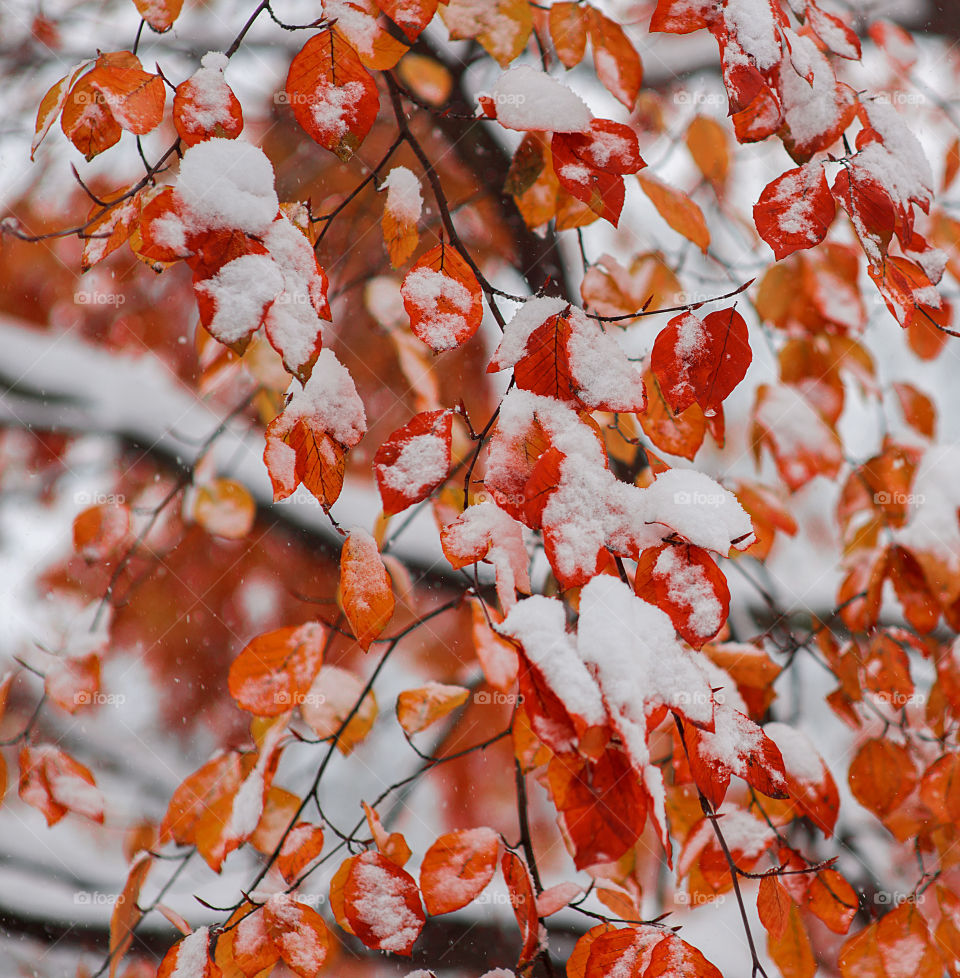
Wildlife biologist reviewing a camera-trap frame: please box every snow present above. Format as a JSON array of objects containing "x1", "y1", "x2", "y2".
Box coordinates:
[
  {"x1": 678, "y1": 805, "x2": 774, "y2": 879},
  {"x1": 491, "y1": 296, "x2": 568, "y2": 368},
  {"x1": 724, "y1": 0, "x2": 781, "y2": 71},
  {"x1": 178, "y1": 52, "x2": 236, "y2": 132},
  {"x1": 854, "y1": 99, "x2": 934, "y2": 215},
  {"x1": 311, "y1": 80, "x2": 367, "y2": 141},
  {"x1": 764, "y1": 721, "x2": 825, "y2": 783},
  {"x1": 167, "y1": 928, "x2": 211, "y2": 978},
  {"x1": 489, "y1": 67, "x2": 593, "y2": 133},
  {"x1": 381, "y1": 166, "x2": 423, "y2": 223},
  {"x1": 564, "y1": 308, "x2": 647, "y2": 412},
  {"x1": 654, "y1": 546, "x2": 724, "y2": 638},
  {"x1": 348, "y1": 855, "x2": 422, "y2": 953},
  {"x1": 282, "y1": 349, "x2": 367, "y2": 448},
  {"x1": 777, "y1": 31, "x2": 846, "y2": 154},
  {"x1": 640, "y1": 469, "x2": 755, "y2": 554},
  {"x1": 401, "y1": 266, "x2": 475, "y2": 352},
  {"x1": 193, "y1": 253, "x2": 283, "y2": 345},
  {"x1": 497, "y1": 595, "x2": 606, "y2": 727},
  {"x1": 767, "y1": 164, "x2": 830, "y2": 244},
  {"x1": 378, "y1": 433, "x2": 449, "y2": 495},
  {"x1": 176, "y1": 138, "x2": 278, "y2": 235}
]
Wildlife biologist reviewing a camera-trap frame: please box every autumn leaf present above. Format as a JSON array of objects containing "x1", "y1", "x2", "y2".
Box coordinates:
[
  {"x1": 755, "y1": 163, "x2": 837, "y2": 260},
  {"x1": 300, "y1": 665, "x2": 378, "y2": 753},
  {"x1": 191, "y1": 478, "x2": 256, "y2": 539},
  {"x1": 157, "y1": 928, "x2": 218, "y2": 978},
  {"x1": 264, "y1": 893, "x2": 332, "y2": 977},
  {"x1": 638, "y1": 172, "x2": 711, "y2": 252},
  {"x1": 133, "y1": 0, "x2": 183, "y2": 32},
  {"x1": 285, "y1": 27, "x2": 380, "y2": 160},
  {"x1": 339, "y1": 529, "x2": 395, "y2": 650},
  {"x1": 344, "y1": 850, "x2": 425, "y2": 955},
  {"x1": 173, "y1": 52, "x2": 243, "y2": 145},
  {"x1": 550, "y1": 2, "x2": 587, "y2": 68},
  {"x1": 19, "y1": 744, "x2": 105, "y2": 825},
  {"x1": 401, "y1": 241, "x2": 484, "y2": 352},
  {"x1": 374, "y1": 409, "x2": 453, "y2": 515},
  {"x1": 397, "y1": 681, "x2": 470, "y2": 734},
  {"x1": 228, "y1": 621, "x2": 327, "y2": 716}
]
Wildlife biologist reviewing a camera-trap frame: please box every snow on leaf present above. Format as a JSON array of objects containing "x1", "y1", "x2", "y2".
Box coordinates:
[
  {"x1": 374, "y1": 409, "x2": 453, "y2": 515},
  {"x1": 645, "y1": 934, "x2": 724, "y2": 978},
  {"x1": 324, "y1": 0, "x2": 409, "y2": 70},
  {"x1": 156, "y1": 927, "x2": 216, "y2": 978},
  {"x1": 401, "y1": 242, "x2": 483, "y2": 352},
  {"x1": 488, "y1": 66, "x2": 592, "y2": 132},
  {"x1": 285, "y1": 27, "x2": 380, "y2": 161},
  {"x1": 191, "y1": 477, "x2": 256, "y2": 540},
  {"x1": 340, "y1": 528, "x2": 395, "y2": 650},
  {"x1": 379, "y1": 0, "x2": 439, "y2": 41},
  {"x1": 650, "y1": 307, "x2": 752, "y2": 415},
  {"x1": 634, "y1": 543, "x2": 730, "y2": 649},
  {"x1": 552, "y1": 132, "x2": 625, "y2": 226},
  {"x1": 264, "y1": 893, "x2": 332, "y2": 977},
  {"x1": 228, "y1": 622, "x2": 327, "y2": 716},
  {"x1": 81, "y1": 189, "x2": 141, "y2": 270},
  {"x1": 73, "y1": 502, "x2": 130, "y2": 560},
  {"x1": 396, "y1": 681, "x2": 470, "y2": 735},
  {"x1": 754, "y1": 162, "x2": 836, "y2": 260},
  {"x1": 441, "y1": 502, "x2": 531, "y2": 612},
  {"x1": 277, "y1": 821, "x2": 326, "y2": 882},
  {"x1": 765, "y1": 721, "x2": 839, "y2": 836},
  {"x1": 173, "y1": 52, "x2": 243, "y2": 146},
  {"x1": 381, "y1": 165, "x2": 423, "y2": 266},
  {"x1": 419, "y1": 827, "x2": 499, "y2": 914},
  {"x1": 19, "y1": 744, "x2": 105, "y2": 826},
  {"x1": 586, "y1": 7, "x2": 643, "y2": 108},
  {"x1": 133, "y1": 0, "x2": 183, "y2": 32},
  {"x1": 344, "y1": 850, "x2": 425, "y2": 955},
  {"x1": 301, "y1": 665, "x2": 378, "y2": 753},
  {"x1": 440, "y1": 0, "x2": 533, "y2": 68}
]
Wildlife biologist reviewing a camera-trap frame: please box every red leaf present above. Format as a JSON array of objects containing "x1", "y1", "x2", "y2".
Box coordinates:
[
  {"x1": 419, "y1": 827, "x2": 499, "y2": 914},
  {"x1": 379, "y1": 0, "x2": 438, "y2": 41},
  {"x1": 501, "y1": 850, "x2": 541, "y2": 971},
  {"x1": 646, "y1": 934, "x2": 723, "y2": 978},
  {"x1": 401, "y1": 242, "x2": 484, "y2": 352},
  {"x1": 285, "y1": 27, "x2": 380, "y2": 160},
  {"x1": 634, "y1": 543, "x2": 730, "y2": 648},
  {"x1": 650, "y1": 307, "x2": 751, "y2": 415},
  {"x1": 157, "y1": 928, "x2": 219, "y2": 978},
  {"x1": 552, "y1": 132, "x2": 625, "y2": 227},
  {"x1": 754, "y1": 162, "x2": 836, "y2": 260},
  {"x1": 277, "y1": 822, "x2": 326, "y2": 882},
  {"x1": 374, "y1": 409, "x2": 453, "y2": 515},
  {"x1": 344, "y1": 850, "x2": 425, "y2": 955}
]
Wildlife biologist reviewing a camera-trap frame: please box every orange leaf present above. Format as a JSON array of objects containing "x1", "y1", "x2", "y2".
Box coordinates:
[
  {"x1": 192, "y1": 478, "x2": 256, "y2": 540},
  {"x1": 300, "y1": 665, "x2": 378, "y2": 754},
  {"x1": 19, "y1": 744, "x2": 105, "y2": 825},
  {"x1": 109, "y1": 853, "x2": 152, "y2": 978},
  {"x1": 502, "y1": 850, "x2": 540, "y2": 971},
  {"x1": 397, "y1": 681, "x2": 470, "y2": 734},
  {"x1": 157, "y1": 927, "x2": 219, "y2": 978},
  {"x1": 73, "y1": 502, "x2": 130, "y2": 560},
  {"x1": 380, "y1": 0, "x2": 439, "y2": 41},
  {"x1": 419, "y1": 827, "x2": 499, "y2": 914},
  {"x1": 806, "y1": 869, "x2": 859, "y2": 935},
  {"x1": 344, "y1": 850, "x2": 425, "y2": 955},
  {"x1": 848, "y1": 738, "x2": 916, "y2": 818},
  {"x1": 340, "y1": 529, "x2": 395, "y2": 650},
  {"x1": 586, "y1": 6, "x2": 643, "y2": 108},
  {"x1": 767, "y1": 900, "x2": 816, "y2": 978},
  {"x1": 173, "y1": 53, "x2": 243, "y2": 146},
  {"x1": 469, "y1": 598, "x2": 519, "y2": 692},
  {"x1": 401, "y1": 241, "x2": 484, "y2": 352},
  {"x1": 638, "y1": 368, "x2": 707, "y2": 461},
  {"x1": 646, "y1": 935, "x2": 723, "y2": 978},
  {"x1": 638, "y1": 172, "x2": 710, "y2": 252},
  {"x1": 160, "y1": 752, "x2": 242, "y2": 846},
  {"x1": 231, "y1": 905, "x2": 279, "y2": 977},
  {"x1": 263, "y1": 893, "x2": 331, "y2": 977},
  {"x1": 133, "y1": 0, "x2": 183, "y2": 31},
  {"x1": 892, "y1": 381, "x2": 936, "y2": 439},
  {"x1": 686, "y1": 115, "x2": 730, "y2": 188},
  {"x1": 362, "y1": 801, "x2": 412, "y2": 867},
  {"x1": 758, "y1": 875, "x2": 792, "y2": 940},
  {"x1": 32, "y1": 61, "x2": 90, "y2": 159},
  {"x1": 228, "y1": 622, "x2": 326, "y2": 716},
  {"x1": 277, "y1": 822, "x2": 326, "y2": 882},
  {"x1": 550, "y1": 2, "x2": 587, "y2": 68},
  {"x1": 44, "y1": 653, "x2": 101, "y2": 714},
  {"x1": 285, "y1": 27, "x2": 380, "y2": 160}
]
